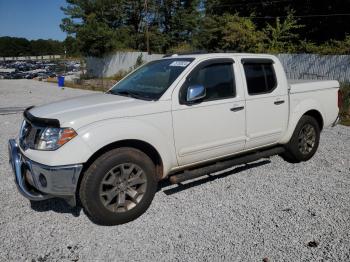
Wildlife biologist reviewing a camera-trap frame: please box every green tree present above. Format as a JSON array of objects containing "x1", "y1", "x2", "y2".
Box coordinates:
[
  {"x1": 75, "y1": 14, "x2": 122, "y2": 57},
  {"x1": 156, "y1": 0, "x2": 201, "y2": 51},
  {"x1": 263, "y1": 12, "x2": 304, "y2": 53},
  {"x1": 63, "y1": 36, "x2": 80, "y2": 57},
  {"x1": 60, "y1": 0, "x2": 202, "y2": 55},
  {"x1": 194, "y1": 14, "x2": 265, "y2": 52},
  {"x1": 0, "y1": 37, "x2": 65, "y2": 57},
  {"x1": 59, "y1": 0, "x2": 349, "y2": 56},
  {"x1": 205, "y1": 0, "x2": 350, "y2": 43},
  {"x1": 30, "y1": 39, "x2": 64, "y2": 56},
  {"x1": 61, "y1": 0, "x2": 128, "y2": 56},
  {"x1": 0, "y1": 37, "x2": 31, "y2": 56},
  {"x1": 299, "y1": 35, "x2": 350, "y2": 55}
]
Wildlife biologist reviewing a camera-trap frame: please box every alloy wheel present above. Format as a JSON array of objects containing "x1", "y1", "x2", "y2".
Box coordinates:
[
  {"x1": 99, "y1": 163, "x2": 147, "y2": 213},
  {"x1": 298, "y1": 123, "x2": 316, "y2": 155}
]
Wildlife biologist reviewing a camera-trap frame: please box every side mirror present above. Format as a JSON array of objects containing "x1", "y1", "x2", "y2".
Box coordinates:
[{"x1": 187, "y1": 84, "x2": 206, "y2": 102}]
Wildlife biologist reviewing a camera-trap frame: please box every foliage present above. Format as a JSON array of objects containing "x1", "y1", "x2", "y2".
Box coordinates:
[
  {"x1": 160, "y1": 0, "x2": 201, "y2": 51},
  {"x1": 74, "y1": 14, "x2": 122, "y2": 57},
  {"x1": 340, "y1": 83, "x2": 350, "y2": 125},
  {"x1": 110, "y1": 69, "x2": 131, "y2": 81},
  {"x1": 167, "y1": 42, "x2": 194, "y2": 54},
  {"x1": 263, "y1": 12, "x2": 304, "y2": 53},
  {"x1": 63, "y1": 36, "x2": 80, "y2": 57},
  {"x1": 60, "y1": 0, "x2": 201, "y2": 55},
  {"x1": 219, "y1": 14, "x2": 265, "y2": 52},
  {"x1": 0, "y1": 37, "x2": 65, "y2": 57},
  {"x1": 134, "y1": 53, "x2": 144, "y2": 69},
  {"x1": 298, "y1": 36, "x2": 350, "y2": 55},
  {"x1": 341, "y1": 83, "x2": 350, "y2": 109},
  {"x1": 30, "y1": 39, "x2": 64, "y2": 56},
  {"x1": 0, "y1": 37, "x2": 31, "y2": 56},
  {"x1": 2, "y1": 1, "x2": 350, "y2": 57},
  {"x1": 0, "y1": 36, "x2": 81, "y2": 57},
  {"x1": 194, "y1": 13, "x2": 265, "y2": 52},
  {"x1": 205, "y1": 0, "x2": 350, "y2": 43},
  {"x1": 58, "y1": 0, "x2": 350, "y2": 57}
]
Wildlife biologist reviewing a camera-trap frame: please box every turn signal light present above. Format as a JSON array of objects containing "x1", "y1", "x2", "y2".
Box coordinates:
[{"x1": 57, "y1": 128, "x2": 77, "y2": 146}]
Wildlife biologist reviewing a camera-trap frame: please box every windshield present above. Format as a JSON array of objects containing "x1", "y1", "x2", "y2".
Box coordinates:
[{"x1": 108, "y1": 58, "x2": 194, "y2": 100}]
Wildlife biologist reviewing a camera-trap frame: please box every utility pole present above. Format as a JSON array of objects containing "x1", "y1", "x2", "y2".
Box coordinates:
[{"x1": 144, "y1": 0, "x2": 150, "y2": 54}]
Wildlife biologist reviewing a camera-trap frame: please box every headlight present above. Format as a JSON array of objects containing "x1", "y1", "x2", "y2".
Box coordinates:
[{"x1": 36, "y1": 127, "x2": 77, "y2": 150}]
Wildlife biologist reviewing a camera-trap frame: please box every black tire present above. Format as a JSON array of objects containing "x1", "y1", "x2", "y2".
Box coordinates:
[
  {"x1": 79, "y1": 147, "x2": 158, "y2": 226},
  {"x1": 282, "y1": 115, "x2": 320, "y2": 163}
]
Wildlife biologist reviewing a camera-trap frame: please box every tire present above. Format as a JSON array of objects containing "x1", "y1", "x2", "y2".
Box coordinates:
[
  {"x1": 282, "y1": 115, "x2": 320, "y2": 163},
  {"x1": 79, "y1": 147, "x2": 158, "y2": 226}
]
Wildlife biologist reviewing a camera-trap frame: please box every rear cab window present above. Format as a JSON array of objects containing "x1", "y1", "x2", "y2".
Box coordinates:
[{"x1": 242, "y1": 58, "x2": 277, "y2": 95}]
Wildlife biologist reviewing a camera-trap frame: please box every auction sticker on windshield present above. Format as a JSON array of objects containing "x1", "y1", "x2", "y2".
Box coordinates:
[{"x1": 169, "y1": 61, "x2": 191, "y2": 67}]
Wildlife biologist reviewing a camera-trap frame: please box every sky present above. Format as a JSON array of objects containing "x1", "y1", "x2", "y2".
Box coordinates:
[{"x1": 0, "y1": 0, "x2": 67, "y2": 41}]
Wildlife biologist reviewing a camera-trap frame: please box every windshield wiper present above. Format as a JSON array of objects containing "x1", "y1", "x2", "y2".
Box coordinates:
[{"x1": 107, "y1": 90, "x2": 154, "y2": 101}]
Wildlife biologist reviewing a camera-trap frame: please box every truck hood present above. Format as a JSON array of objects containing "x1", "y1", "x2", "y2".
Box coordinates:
[{"x1": 29, "y1": 93, "x2": 168, "y2": 130}]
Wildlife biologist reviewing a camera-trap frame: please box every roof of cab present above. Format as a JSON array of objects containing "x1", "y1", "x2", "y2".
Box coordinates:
[{"x1": 161, "y1": 52, "x2": 277, "y2": 60}]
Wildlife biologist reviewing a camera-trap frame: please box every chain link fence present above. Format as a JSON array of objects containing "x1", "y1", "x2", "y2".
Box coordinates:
[{"x1": 276, "y1": 54, "x2": 350, "y2": 82}]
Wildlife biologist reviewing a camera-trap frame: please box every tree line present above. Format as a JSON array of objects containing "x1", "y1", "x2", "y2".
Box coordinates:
[
  {"x1": 60, "y1": 0, "x2": 350, "y2": 57},
  {"x1": 0, "y1": 36, "x2": 79, "y2": 57},
  {"x1": 1, "y1": 0, "x2": 349, "y2": 57}
]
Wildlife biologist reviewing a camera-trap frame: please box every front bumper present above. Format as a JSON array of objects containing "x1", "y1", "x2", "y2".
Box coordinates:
[{"x1": 8, "y1": 139, "x2": 83, "y2": 206}]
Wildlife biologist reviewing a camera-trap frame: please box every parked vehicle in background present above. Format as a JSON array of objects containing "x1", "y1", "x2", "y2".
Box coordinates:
[
  {"x1": 8, "y1": 53, "x2": 340, "y2": 225},
  {"x1": 0, "y1": 60, "x2": 80, "y2": 80}
]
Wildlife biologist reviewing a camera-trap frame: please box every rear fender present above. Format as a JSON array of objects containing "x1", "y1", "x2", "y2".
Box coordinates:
[{"x1": 280, "y1": 98, "x2": 323, "y2": 144}]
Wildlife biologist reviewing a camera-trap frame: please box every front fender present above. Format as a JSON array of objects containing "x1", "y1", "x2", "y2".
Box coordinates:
[{"x1": 78, "y1": 116, "x2": 178, "y2": 176}]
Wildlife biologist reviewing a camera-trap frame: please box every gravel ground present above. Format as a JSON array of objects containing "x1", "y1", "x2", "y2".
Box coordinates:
[{"x1": 0, "y1": 80, "x2": 349, "y2": 261}]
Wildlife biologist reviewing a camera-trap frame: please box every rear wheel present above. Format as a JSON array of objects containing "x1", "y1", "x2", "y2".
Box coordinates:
[
  {"x1": 79, "y1": 148, "x2": 158, "y2": 225},
  {"x1": 282, "y1": 115, "x2": 320, "y2": 163}
]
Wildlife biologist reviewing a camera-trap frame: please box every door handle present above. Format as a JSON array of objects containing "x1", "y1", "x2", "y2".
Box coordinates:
[
  {"x1": 274, "y1": 100, "x2": 285, "y2": 105},
  {"x1": 230, "y1": 106, "x2": 244, "y2": 112}
]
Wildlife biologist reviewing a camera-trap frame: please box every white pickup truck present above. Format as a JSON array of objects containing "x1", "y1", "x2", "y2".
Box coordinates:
[{"x1": 8, "y1": 53, "x2": 340, "y2": 225}]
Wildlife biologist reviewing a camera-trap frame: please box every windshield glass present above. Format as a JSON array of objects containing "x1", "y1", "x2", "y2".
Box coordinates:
[{"x1": 109, "y1": 58, "x2": 194, "y2": 100}]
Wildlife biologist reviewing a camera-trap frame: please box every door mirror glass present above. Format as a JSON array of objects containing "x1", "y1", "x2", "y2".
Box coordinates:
[{"x1": 187, "y1": 84, "x2": 206, "y2": 102}]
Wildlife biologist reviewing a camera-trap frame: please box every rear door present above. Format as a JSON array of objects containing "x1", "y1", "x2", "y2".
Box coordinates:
[
  {"x1": 241, "y1": 58, "x2": 288, "y2": 149},
  {"x1": 172, "y1": 58, "x2": 246, "y2": 166}
]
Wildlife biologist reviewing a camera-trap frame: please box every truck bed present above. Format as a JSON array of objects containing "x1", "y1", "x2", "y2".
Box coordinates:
[
  {"x1": 288, "y1": 79, "x2": 339, "y2": 129},
  {"x1": 288, "y1": 79, "x2": 339, "y2": 94}
]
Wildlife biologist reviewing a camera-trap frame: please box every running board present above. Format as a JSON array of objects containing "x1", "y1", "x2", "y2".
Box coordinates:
[{"x1": 169, "y1": 146, "x2": 285, "y2": 184}]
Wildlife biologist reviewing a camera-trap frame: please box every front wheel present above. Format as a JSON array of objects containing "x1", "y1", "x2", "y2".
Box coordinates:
[
  {"x1": 282, "y1": 115, "x2": 320, "y2": 163},
  {"x1": 79, "y1": 148, "x2": 158, "y2": 225}
]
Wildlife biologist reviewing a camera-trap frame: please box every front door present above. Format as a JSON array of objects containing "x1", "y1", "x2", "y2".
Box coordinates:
[{"x1": 172, "y1": 58, "x2": 246, "y2": 166}]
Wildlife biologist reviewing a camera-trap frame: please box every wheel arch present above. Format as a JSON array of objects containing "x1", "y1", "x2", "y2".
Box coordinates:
[
  {"x1": 303, "y1": 109, "x2": 324, "y2": 130},
  {"x1": 80, "y1": 139, "x2": 164, "y2": 184},
  {"x1": 280, "y1": 100, "x2": 325, "y2": 144}
]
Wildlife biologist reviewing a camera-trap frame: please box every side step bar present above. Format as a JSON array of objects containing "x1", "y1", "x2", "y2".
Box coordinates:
[{"x1": 169, "y1": 146, "x2": 285, "y2": 184}]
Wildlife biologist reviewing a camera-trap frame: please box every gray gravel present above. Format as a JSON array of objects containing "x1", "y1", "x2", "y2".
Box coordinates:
[{"x1": 0, "y1": 79, "x2": 350, "y2": 261}]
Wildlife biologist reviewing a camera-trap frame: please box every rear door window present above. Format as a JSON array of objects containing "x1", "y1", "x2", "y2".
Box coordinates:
[{"x1": 243, "y1": 61, "x2": 277, "y2": 95}]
